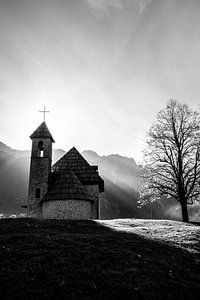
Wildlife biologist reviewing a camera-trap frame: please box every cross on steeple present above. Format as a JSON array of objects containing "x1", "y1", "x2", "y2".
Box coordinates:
[{"x1": 39, "y1": 106, "x2": 50, "y2": 122}]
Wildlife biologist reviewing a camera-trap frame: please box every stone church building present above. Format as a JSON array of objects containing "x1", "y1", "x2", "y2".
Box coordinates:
[{"x1": 28, "y1": 122, "x2": 104, "y2": 219}]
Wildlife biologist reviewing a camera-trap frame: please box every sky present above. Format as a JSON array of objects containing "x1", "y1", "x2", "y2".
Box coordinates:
[{"x1": 0, "y1": 0, "x2": 200, "y2": 163}]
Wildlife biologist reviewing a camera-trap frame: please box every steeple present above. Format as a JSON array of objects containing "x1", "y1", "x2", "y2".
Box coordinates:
[
  {"x1": 30, "y1": 122, "x2": 55, "y2": 142},
  {"x1": 28, "y1": 122, "x2": 54, "y2": 218}
]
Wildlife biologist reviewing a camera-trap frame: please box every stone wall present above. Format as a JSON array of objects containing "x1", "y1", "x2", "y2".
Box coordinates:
[
  {"x1": 84, "y1": 185, "x2": 100, "y2": 219},
  {"x1": 28, "y1": 137, "x2": 52, "y2": 218},
  {"x1": 28, "y1": 158, "x2": 51, "y2": 217},
  {"x1": 31, "y1": 138, "x2": 52, "y2": 159},
  {"x1": 42, "y1": 200, "x2": 92, "y2": 219}
]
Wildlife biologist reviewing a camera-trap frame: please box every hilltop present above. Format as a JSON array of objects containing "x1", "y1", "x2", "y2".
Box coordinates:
[{"x1": 0, "y1": 218, "x2": 199, "y2": 299}]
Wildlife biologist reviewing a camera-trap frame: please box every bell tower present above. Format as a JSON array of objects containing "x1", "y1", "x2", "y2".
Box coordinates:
[{"x1": 28, "y1": 122, "x2": 55, "y2": 217}]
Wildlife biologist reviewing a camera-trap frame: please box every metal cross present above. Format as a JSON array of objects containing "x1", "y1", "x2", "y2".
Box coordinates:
[{"x1": 39, "y1": 106, "x2": 50, "y2": 122}]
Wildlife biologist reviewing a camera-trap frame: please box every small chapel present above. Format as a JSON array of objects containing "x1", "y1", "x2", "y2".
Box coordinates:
[{"x1": 28, "y1": 121, "x2": 104, "y2": 219}]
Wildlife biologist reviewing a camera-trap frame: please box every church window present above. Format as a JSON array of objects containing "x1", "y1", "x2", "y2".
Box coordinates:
[
  {"x1": 35, "y1": 188, "x2": 41, "y2": 198},
  {"x1": 38, "y1": 141, "x2": 44, "y2": 157}
]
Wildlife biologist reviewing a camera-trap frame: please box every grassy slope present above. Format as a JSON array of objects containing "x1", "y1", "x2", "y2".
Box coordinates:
[{"x1": 0, "y1": 218, "x2": 200, "y2": 300}]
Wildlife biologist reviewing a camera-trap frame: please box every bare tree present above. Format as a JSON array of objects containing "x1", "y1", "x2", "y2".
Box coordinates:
[{"x1": 138, "y1": 100, "x2": 200, "y2": 222}]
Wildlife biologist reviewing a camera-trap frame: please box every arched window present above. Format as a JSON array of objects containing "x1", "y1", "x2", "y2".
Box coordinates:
[
  {"x1": 35, "y1": 188, "x2": 41, "y2": 198},
  {"x1": 38, "y1": 141, "x2": 44, "y2": 157}
]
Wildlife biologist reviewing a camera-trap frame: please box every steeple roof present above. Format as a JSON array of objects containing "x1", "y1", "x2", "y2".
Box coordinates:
[
  {"x1": 52, "y1": 147, "x2": 104, "y2": 192},
  {"x1": 42, "y1": 170, "x2": 93, "y2": 202},
  {"x1": 30, "y1": 122, "x2": 55, "y2": 142}
]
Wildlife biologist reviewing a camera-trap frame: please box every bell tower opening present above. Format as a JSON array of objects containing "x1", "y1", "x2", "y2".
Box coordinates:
[{"x1": 38, "y1": 141, "x2": 44, "y2": 157}]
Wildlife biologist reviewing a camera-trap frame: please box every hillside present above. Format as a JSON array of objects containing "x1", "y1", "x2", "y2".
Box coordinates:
[{"x1": 0, "y1": 218, "x2": 199, "y2": 299}]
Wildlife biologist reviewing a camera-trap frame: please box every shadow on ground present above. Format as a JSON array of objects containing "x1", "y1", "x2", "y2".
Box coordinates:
[{"x1": 0, "y1": 218, "x2": 200, "y2": 299}]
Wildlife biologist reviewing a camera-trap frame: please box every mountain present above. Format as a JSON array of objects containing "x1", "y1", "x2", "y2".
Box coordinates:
[
  {"x1": 0, "y1": 142, "x2": 65, "y2": 161},
  {"x1": 0, "y1": 142, "x2": 198, "y2": 220},
  {"x1": 82, "y1": 150, "x2": 141, "y2": 219},
  {"x1": 81, "y1": 150, "x2": 179, "y2": 220},
  {"x1": 0, "y1": 142, "x2": 13, "y2": 154}
]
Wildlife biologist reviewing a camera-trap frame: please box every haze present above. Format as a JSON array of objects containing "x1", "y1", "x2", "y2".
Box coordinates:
[{"x1": 0, "y1": 0, "x2": 200, "y2": 162}]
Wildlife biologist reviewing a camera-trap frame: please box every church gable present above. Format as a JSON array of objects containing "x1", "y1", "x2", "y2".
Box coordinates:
[{"x1": 52, "y1": 147, "x2": 104, "y2": 192}]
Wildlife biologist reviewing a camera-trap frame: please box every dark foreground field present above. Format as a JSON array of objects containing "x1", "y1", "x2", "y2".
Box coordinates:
[{"x1": 0, "y1": 218, "x2": 200, "y2": 299}]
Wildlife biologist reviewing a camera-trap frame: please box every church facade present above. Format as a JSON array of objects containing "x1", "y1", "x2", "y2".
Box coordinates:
[{"x1": 28, "y1": 122, "x2": 104, "y2": 219}]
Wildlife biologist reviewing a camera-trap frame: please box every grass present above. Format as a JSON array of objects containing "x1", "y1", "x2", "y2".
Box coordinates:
[{"x1": 0, "y1": 218, "x2": 200, "y2": 299}]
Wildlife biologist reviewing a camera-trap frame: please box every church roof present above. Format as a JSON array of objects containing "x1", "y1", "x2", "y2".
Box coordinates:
[
  {"x1": 52, "y1": 147, "x2": 104, "y2": 192},
  {"x1": 30, "y1": 122, "x2": 55, "y2": 142},
  {"x1": 42, "y1": 170, "x2": 93, "y2": 202}
]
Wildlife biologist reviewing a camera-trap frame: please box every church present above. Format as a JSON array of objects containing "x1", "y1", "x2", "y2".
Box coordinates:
[{"x1": 28, "y1": 121, "x2": 104, "y2": 219}]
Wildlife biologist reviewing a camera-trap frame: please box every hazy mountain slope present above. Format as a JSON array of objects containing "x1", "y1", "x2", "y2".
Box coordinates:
[
  {"x1": 0, "y1": 151, "x2": 29, "y2": 213},
  {"x1": 82, "y1": 150, "x2": 172, "y2": 220},
  {"x1": 82, "y1": 150, "x2": 140, "y2": 218}
]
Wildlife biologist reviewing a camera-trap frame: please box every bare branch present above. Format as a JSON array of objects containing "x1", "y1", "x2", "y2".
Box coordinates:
[{"x1": 137, "y1": 100, "x2": 200, "y2": 222}]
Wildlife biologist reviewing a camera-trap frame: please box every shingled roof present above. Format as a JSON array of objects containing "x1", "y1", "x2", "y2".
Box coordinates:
[
  {"x1": 42, "y1": 170, "x2": 93, "y2": 202},
  {"x1": 30, "y1": 122, "x2": 55, "y2": 142},
  {"x1": 52, "y1": 147, "x2": 104, "y2": 192}
]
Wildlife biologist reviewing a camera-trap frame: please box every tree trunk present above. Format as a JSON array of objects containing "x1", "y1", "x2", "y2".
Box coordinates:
[{"x1": 180, "y1": 201, "x2": 189, "y2": 222}]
